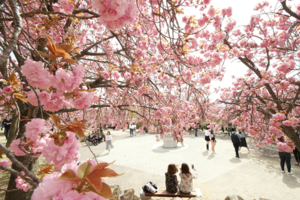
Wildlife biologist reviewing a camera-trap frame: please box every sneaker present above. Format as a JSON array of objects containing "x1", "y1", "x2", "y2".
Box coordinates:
[
  {"x1": 248, "y1": 151, "x2": 250, "y2": 154},
  {"x1": 288, "y1": 172, "x2": 293, "y2": 175},
  {"x1": 282, "y1": 171, "x2": 285, "y2": 173},
  {"x1": 214, "y1": 152, "x2": 217, "y2": 155}
]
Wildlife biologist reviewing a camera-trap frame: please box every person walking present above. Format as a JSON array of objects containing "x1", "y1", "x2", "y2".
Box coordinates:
[
  {"x1": 230, "y1": 128, "x2": 241, "y2": 158},
  {"x1": 239, "y1": 131, "x2": 250, "y2": 153},
  {"x1": 210, "y1": 132, "x2": 216, "y2": 154},
  {"x1": 277, "y1": 136, "x2": 293, "y2": 174},
  {"x1": 129, "y1": 123, "x2": 134, "y2": 137},
  {"x1": 178, "y1": 163, "x2": 198, "y2": 194},
  {"x1": 2, "y1": 115, "x2": 12, "y2": 140},
  {"x1": 133, "y1": 122, "x2": 137, "y2": 136},
  {"x1": 195, "y1": 123, "x2": 199, "y2": 137},
  {"x1": 165, "y1": 164, "x2": 178, "y2": 193},
  {"x1": 177, "y1": 132, "x2": 184, "y2": 147},
  {"x1": 204, "y1": 128, "x2": 210, "y2": 151},
  {"x1": 105, "y1": 131, "x2": 114, "y2": 154}
]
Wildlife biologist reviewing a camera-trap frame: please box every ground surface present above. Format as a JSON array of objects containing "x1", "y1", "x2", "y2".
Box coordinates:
[
  {"x1": 1, "y1": 130, "x2": 300, "y2": 200},
  {"x1": 79, "y1": 130, "x2": 300, "y2": 200}
]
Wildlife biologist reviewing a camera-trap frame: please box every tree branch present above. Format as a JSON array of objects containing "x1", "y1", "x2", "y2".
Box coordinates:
[{"x1": 0, "y1": 0, "x2": 22, "y2": 66}]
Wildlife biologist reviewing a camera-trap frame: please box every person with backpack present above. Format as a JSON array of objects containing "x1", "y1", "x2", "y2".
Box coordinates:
[{"x1": 230, "y1": 128, "x2": 241, "y2": 158}]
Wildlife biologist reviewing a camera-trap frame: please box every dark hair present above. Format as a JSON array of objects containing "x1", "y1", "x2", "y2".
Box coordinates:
[
  {"x1": 278, "y1": 136, "x2": 284, "y2": 142},
  {"x1": 181, "y1": 163, "x2": 190, "y2": 174},
  {"x1": 207, "y1": 127, "x2": 209, "y2": 130},
  {"x1": 107, "y1": 131, "x2": 111, "y2": 135},
  {"x1": 239, "y1": 131, "x2": 242, "y2": 134},
  {"x1": 232, "y1": 128, "x2": 236, "y2": 132},
  {"x1": 167, "y1": 164, "x2": 178, "y2": 175}
]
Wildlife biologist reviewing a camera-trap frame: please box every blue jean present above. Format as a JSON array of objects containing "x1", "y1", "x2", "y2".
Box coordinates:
[
  {"x1": 4, "y1": 128, "x2": 10, "y2": 139},
  {"x1": 195, "y1": 128, "x2": 198, "y2": 136},
  {"x1": 130, "y1": 129, "x2": 134, "y2": 135}
]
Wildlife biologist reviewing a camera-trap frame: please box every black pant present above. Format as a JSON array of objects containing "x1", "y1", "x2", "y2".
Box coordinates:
[
  {"x1": 293, "y1": 148, "x2": 300, "y2": 163},
  {"x1": 4, "y1": 128, "x2": 10, "y2": 139},
  {"x1": 233, "y1": 142, "x2": 240, "y2": 157},
  {"x1": 279, "y1": 152, "x2": 291, "y2": 172},
  {"x1": 130, "y1": 129, "x2": 134, "y2": 135}
]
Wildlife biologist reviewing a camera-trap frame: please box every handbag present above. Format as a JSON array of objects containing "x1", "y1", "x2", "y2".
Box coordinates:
[{"x1": 142, "y1": 182, "x2": 158, "y2": 193}]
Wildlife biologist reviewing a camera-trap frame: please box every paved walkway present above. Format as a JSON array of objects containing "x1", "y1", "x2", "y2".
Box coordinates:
[{"x1": 80, "y1": 130, "x2": 300, "y2": 200}]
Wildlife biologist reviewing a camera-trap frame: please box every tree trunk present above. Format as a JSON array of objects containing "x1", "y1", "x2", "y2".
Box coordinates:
[
  {"x1": 284, "y1": 126, "x2": 300, "y2": 152},
  {"x1": 5, "y1": 104, "x2": 40, "y2": 200},
  {"x1": 6, "y1": 109, "x2": 18, "y2": 147},
  {"x1": 5, "y1": 155, "x2": 39, "y2": 200}
]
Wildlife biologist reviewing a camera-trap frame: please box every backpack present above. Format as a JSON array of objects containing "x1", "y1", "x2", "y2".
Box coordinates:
[{"x1": 231, "y1": 132, "x2": 240, "y2": 143}]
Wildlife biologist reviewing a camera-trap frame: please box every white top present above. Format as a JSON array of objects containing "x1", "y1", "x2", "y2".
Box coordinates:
[
  {"x1": 105, "y1": 135, "x2": 113, "y2": 141},
  {"x1": 204, "y1": 130, "x2": 210, "y2": 136},
  {"x1": 179, "y1": 172, "x2": 198, "y2": 193},
  {"x1": 130, "y1": 124, "x2": 136, "y2": 129}
]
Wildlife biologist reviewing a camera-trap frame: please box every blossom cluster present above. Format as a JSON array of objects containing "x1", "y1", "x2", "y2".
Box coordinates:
[{"x1": 91, "y1": 0, "x2": 138, "y2": 30}]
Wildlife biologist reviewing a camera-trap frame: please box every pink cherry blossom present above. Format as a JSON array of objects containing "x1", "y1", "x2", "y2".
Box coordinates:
[
  {"x1": 21, "y1": 60, "x2": 53, "y2": 90},
  {"x1": 200, "y1": 76, "x2": 211, "y2": 85},
  {"x1": 42, "y1": 131, "x2": 81, "y2": 170},
  {"x1": 272, "y1": 113, "x2": 286, "y2": 121},
  {"x1": 3, "y1": 86, "x2": 13, "y2": 94},
  {"x1": 282, "y1": 120, "x2": 294, "y2": 126},
  {"x1": 0, "y1": 158, "x2": 11, "y2": 172},
  {"x1": 10, "y1": 139, "x2": 26, "y2": 156},
  {"x1": 207, "y1": 6, "x2": 216, "y2": 18},
  {"x1": 91, "y1": 0, "x2": 138, "y2": 30},
  {"x1": 52, "y1": 65, "x2": 85, "y2": 92},
  {"x1": 203, "y1": 0, "x2": 211, "y2": 5},
  {"x1": 24, "y1": 118, "x2": 50, "y2": 142},
  {"x1": 73, "y1": 92, "x2": 96, "y2": 110},
  {"x1": 15, "y1": 172, "x2": 31, "y2": 192}
]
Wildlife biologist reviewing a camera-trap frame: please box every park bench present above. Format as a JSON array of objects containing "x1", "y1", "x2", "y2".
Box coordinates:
[{"x1": 140, "y1": 187, "x2": 202, "y2": 200}]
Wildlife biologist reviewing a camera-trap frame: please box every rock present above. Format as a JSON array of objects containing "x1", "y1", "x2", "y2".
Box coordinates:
[
  {"x1": 120, "y1": 189, "x2": 140, "y2": 200},
  {"x1": 110, "y1": 185, "x2": 122, "y2": 200},
  {"x1": 224, "y1": 195, "x2": 244, "y2": 200}
]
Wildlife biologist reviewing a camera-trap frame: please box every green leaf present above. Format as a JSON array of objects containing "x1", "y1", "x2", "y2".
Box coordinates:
[{"x1": 78, "y1": 161, "x2": 93, "y2": 179}]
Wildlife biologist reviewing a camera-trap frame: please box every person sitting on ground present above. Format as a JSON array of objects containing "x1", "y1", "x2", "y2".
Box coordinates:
[
  {"x1": 165, "y1": 164, "x2": 178, "y2": 193},
  {"x1": 88, "y1": 132, "x2": 97, "y2": 146},
  {"x1": 178, "y1": 163, "x2": 198, "y2": 194},
  {"x1": 96, "y1": 129, "x2": 103, "y2": 143}
]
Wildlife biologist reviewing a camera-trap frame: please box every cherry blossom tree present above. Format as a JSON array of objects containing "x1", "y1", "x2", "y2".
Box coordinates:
[
  {"x1": 0, "y1": 0, "x2": 233, "y2": 199},
  {"x1": 218, "y1": 0, "x2": 300, "y2": 150}
]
